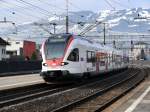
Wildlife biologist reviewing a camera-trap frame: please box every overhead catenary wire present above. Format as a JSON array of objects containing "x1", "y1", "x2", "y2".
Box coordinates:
[
  {"x1": 40, "y1": 0, "x2": 85, "y2": 19},
  {"x1": 34, "y1": 22, "x2": 53, "y2": 35},
  {"x1": 36, "y1": 0, "x2": 86, "y2": 24},
  {"x1": 36, "y1": 0, "x2": 66, "y2": 11},
  {"x1": 0, "y1": 0, "x2": 55, "y2": 34},
  {"x1": 35, "y1": 0, "x2": 67, "y2": 19},
  {"x1": 111, "y1": 0, "x2": 130, "y2": 9},
  {"x1": 67, "y1": 0, "x2": 88, "y2": 18},
  {"x1": 15, "y1": 0, "x2": 54, "y2": 16},
  {"x1": 79, "y1": 21, "x2": 103, "y2": 36},
  {"x1": 0, "y1": 3, "x2": 40, "y2": 24},
  {"x1": 104, "y1": 0, "x2": 116, "y2": 10},
  {"x1": 0, "y1": 0, "x2": 115, "y2": 36},
  {"x1": 0, "y1": 0, "x2": 45, "y2": 20},
  {"x1": 1, "y1": 0, "x2": 96, "y2": 22},
  {"x1": 15, "y1": 0, "x2": 50, "y2": 16},
  {"x1": 36, "y1": 0, "x2": 85, "y2": 18},
  {"x1": 68, "y1": 0, "x2": 85, "y2": 11}
]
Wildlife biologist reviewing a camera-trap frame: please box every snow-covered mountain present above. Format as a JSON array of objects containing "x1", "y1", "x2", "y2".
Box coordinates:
[{"x1": 0, "y1": 8, "x2": 150, "y2": 43}]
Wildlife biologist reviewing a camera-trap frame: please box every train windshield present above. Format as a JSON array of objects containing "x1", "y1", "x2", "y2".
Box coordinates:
[{"x1": 45, "y1": 38, "x2": 66, "y2": 59}]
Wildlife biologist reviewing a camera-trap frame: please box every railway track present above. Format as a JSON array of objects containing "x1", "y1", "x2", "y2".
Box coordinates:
[
  {"x1": 0, "y1": 83, "x2": 69, "y2": 108},
  {"x1": 0, "y1": 68, "x2": 127, "y2": 109},
  {"x1": 0, "y1": 68, "x2": 139, "y2": 112},
  {"x1": 53, "y1": 68, "x2": 147, "y2": 112}
]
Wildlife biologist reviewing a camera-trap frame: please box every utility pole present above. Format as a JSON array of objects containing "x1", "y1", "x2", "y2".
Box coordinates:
[
  {"x1": 53, "y1": 23, "x2": 56, "y2": 34},
  {"x1": 4, "y1": 17, "x2": 6, "y2": 22},
  {"x1": 50, "y1": 23, "x2": 57, "y2": 34},
  {"x1": 131, "y1": 40, "x2": 133, "y2": 52},
  {"x1": 12, "y1": 23, "x2": 17, "y2": 34},
  {"x1": 66, "y1": 0, "x2": 69, "y2": 33},
  {"x1": 103, "y1": 23, "x2": 106, "y2": 45},
  {"x1": 113, "y1": 40, "x2": 116, "y2": 48}
]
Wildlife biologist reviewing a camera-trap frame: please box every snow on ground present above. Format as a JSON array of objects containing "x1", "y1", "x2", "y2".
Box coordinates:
[{"x1": 0, "y1": 8, "x2": 150, "y2": 44}]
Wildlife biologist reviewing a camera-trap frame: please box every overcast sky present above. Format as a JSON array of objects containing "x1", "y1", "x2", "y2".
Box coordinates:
[{"x1": 0, "y1": 0, "x2": 149, "y2": 25}]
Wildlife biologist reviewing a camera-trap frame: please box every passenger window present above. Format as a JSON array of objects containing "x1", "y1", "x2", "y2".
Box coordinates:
[
  {"x1": 87, "y1": 51, "x2": 96, "y2": 62},
  {"x1": 67, "y1": 48, "x2": 79, "y2": 62},
  {"x1": 87, "y1": 51, "x2": 92, "y2": 62},
  {"x1": 91, "y1": 52, "x2": 96, "y2": 62}
]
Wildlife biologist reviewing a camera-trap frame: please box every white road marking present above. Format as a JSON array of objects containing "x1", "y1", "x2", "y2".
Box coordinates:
[{"x1": 124, "y1": 86, "x2": 150, "y2": 112}]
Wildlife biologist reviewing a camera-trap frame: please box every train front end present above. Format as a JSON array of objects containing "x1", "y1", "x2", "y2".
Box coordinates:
[{"x1": 40, "y1": 34, "x2": 74, "y2": 82}]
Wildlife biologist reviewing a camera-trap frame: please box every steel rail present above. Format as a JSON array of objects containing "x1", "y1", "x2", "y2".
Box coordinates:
[
  {"x1": 94, "y1": 69, "x2": 146, "y2": 112},
  {"x1": 0, "y1": 68, "x2": 130, "y2": 110},
  {"x1": 52, "y1": 69, "x2": 141, "y2": 112},
  {"x1": 0, "y1": 83, "x2": 69, "y2": 108}
]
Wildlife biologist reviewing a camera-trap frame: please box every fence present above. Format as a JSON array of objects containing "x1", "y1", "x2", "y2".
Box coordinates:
[{"x1": 0, "y1": 61, "x2": 42, "y2": 74}]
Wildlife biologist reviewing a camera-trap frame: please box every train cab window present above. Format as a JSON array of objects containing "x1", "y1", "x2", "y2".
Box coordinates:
[{"x1": 67, "y1": 48, "x2": 79, "y2": 62}]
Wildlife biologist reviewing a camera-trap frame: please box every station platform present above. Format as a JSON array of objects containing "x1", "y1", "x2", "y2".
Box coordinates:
[
  {"x1": 103, "y1": 61, "x2": 150, "y2": 112},
  {"x1": 0, "y1": 74, "x2": 44, "y2": 90}
]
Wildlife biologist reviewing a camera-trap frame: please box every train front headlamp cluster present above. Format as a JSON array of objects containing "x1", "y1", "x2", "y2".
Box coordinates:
[
  {"x1": 61, "y1": 62, "x2": 69, "y2": 66},
  {"x1": 43, "y1": 63, "x2": 48, "y2": 66}
]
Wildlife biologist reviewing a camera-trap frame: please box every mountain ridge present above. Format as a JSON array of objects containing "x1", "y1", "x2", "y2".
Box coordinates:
[{"x1": 0, "y1": 8, "x2": 150, "y2": 43}]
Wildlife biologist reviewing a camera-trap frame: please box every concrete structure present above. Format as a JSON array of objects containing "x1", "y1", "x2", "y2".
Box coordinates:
[
  {"x1": 0, "y1": 37, "x2": 9, "y2": 60},
  {"x1": 0, "y1": 74, "x2": 44, "y2": 90}
]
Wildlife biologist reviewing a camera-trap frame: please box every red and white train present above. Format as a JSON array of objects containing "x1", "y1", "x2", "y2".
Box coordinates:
[{"x1": 40, "y1": 33, "x2": 129, "y2": 82}]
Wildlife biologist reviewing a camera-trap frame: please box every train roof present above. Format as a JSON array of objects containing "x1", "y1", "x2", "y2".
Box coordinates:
[
  {"x1": 48, "y1": 33, "x2": 72, "y2": 38},
  {"x1": 74, "y1": 35, "x2": 120, "y2": 53},
  {"x1": 48, "y1": 33, "x2": 124, "y2": 55}
]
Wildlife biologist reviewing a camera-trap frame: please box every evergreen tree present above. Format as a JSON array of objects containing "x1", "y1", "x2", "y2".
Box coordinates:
[{"x1": 31, "y1": 52, "x2": 37, "y2": 60}]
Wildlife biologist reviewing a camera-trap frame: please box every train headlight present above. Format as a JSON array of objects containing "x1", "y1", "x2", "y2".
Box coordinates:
[
  {"x1": 61, "y1": 62, "x2": 69, "y2": 66},
  {"x1": 43, "y1": 63, "x2": 48, "y2": 66}
]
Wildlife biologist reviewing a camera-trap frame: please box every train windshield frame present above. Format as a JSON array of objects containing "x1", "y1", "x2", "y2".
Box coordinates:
[{"x1": 45, "y1": 36, "x2": 68, "y2": 59}]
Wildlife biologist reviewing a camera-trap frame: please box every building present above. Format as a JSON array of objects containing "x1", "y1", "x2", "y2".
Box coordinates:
[
  {"x1": 6, "y1": 39, "x2": 36, "y2": 60},
  {"x1": 132, "y1": 42, "x2": 150, "y2": 60},
  {"x1": 0, "y1": 37, "x2": 9, "y2": 60}
]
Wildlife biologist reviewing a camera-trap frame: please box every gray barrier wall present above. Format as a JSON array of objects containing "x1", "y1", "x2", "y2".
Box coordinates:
[{"x1": 0, "y1": 61, "x2": 42, "y2": 73}]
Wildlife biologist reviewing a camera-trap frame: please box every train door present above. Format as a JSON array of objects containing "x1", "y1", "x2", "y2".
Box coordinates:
[
  {"x1": 86, "y1": 51, "x2": 96, "y2": 74},
  {"x1": 96, "y1": 52, "x2": 99, "y2": 72},
  {"x1": 99, "y1": 52, "x2": 106, "y2": 71},
  {"x1": 112, "y1": 52, "x2": 115, "y2": 70},
  {"x1": 92, "y1": 51, "x2": 96, "y2": 72},
  {"x1": 67, "y1": 48, "x2": 82, "y2": 74},
  {"x1": 79, "y1": 47, "x2": 86, "y2": 74},
  {"x1": 105, "y1": 53, "x2": 108, "y2": 71},
  {"x1": 109, "y1": 52, "x2": 113, "y2": 70}
]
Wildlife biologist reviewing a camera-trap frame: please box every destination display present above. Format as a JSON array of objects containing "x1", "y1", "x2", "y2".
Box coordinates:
[{"x1": 48, "y1": 38, "x2": 66, "y2": 43}]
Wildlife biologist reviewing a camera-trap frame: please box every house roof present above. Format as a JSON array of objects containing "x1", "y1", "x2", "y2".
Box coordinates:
[{"x1": 0, "y1": 37, "x2": 9, "y2": 45}]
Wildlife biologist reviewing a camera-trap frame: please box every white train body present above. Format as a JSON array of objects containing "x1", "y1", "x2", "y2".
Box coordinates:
[{"x1": 40, "y1": 34, "x2": 129, "y2": 82}]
